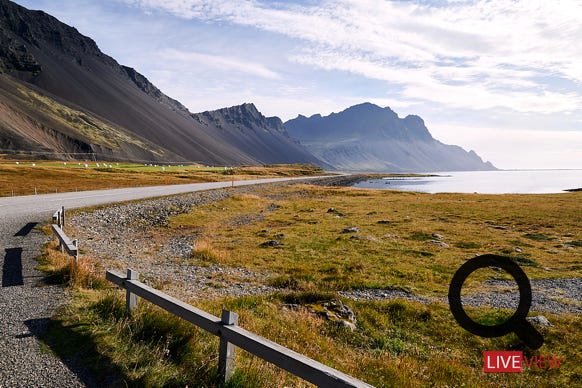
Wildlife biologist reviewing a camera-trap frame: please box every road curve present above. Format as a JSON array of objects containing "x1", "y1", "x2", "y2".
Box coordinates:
[
  {"x1": 1, "y1": 176, "x2": 327, "y2": 222},
  {"x1": 0, "y1": 176, "x2": 327, "y2": 386}
]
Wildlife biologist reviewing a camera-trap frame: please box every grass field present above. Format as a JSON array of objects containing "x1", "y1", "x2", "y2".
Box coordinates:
[
  {"x1": 39, "y1": 181, "x2": 582, "y2": 387},
  {"x1": 0, "y1": 160, "x2": 324, "y2": 197}
]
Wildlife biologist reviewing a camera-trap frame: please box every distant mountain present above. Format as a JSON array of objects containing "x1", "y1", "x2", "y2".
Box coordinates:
[
  {"x1": 285, "y1": 103, "x2": 496, "y2": 172},
  {"x1": 0, "y1": 0, "x2": 324, "y2": 166},
  {"x1": 191, "y1": 103, "x2": 326, "y2": 167}
]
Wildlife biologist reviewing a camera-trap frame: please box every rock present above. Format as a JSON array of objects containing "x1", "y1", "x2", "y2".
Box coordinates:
[
  {"x1": 341, "y1": 227, "x2": 360, "y2": 234},
  {"x1": 327, "y1": 208, "x2": 344, "y2": 217},
  {"x1": 266, "y1": 203, "x2": 281, "y2": 211},
  {"x1": 526, "y1": 315, "x2": 552, "y2": 327},
  {"x1": 350, "y1": 235, "x2": 379, "y2": 243},
  {"x1": 487, "y1": 223, "x2": 507, "y2": 230},
  {"x1": 377, "y1": 220, "x2": 391, "y2": 224},
  {"x1": 428, "y1": 240, "x2": 449, "y2": 248},
  {"x1": 514, "y1": 247, "x2": 523, "y2": 253},
  {"x1": 307, "y1": 299, "x2": 357, "y2": 330},
  {"x1": 259, "y1": 240, "x2": 281, "y2": 248},
  {"x1": 432, "y1": 233, "x2": 444, "y2": 239},
  {"x1": 334, "y1": 320, "x2": 357, "y2": 331},
  {"x1": 382, "y1": 233, "x2": 400, "y2": 239},
  {"x1": 281, "y1": 303, "x2": 301, "y2": 311}
]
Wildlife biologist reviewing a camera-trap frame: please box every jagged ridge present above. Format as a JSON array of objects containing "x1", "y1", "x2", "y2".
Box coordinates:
[{"x1": 285, "y1": 102, "x2": 496, "y2": 172}]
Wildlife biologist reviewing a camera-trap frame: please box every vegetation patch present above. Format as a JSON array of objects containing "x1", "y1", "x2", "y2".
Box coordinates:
[
  {"x1": 524, "y1": 233, "x2": 557, "y2": 242},
  {"x1": 0, "y1": 160, "x2": 324, "y2": 197},
  {"x1": 38, "y1": 184, "x2": 582, "y2": 387}
]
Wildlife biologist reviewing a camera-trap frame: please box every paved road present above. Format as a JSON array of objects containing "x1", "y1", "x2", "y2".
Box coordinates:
[{"x1": 0, "y1": 176, "x2": 325, "y2": 386}]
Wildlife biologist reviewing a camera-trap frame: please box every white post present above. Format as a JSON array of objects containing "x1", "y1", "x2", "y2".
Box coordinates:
[
  {"x1": 218, "y1": 309, "x2": 238, "y2": 383},
  {"x1": 126, "y1": 269, "x2": 139, "y2": 316},
  {"x1": 73, "y1": 240, "x2": 79, "y2": 263}
]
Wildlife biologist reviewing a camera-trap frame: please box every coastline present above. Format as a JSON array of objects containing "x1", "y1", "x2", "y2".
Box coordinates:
[{"x1": 350, "y1": 169, "x2": 582, "y2": 194}]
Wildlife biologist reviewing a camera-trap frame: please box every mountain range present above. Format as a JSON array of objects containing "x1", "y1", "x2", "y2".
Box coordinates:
[
  {"x1": 0, "y1": 0, "x2": 495, "y2": 172},
  {"x1": 0, "y1": 0, "x2": 322, "y2": 166},
  {"x1": 285, "y1": 103, "x2": 495, "y2": 172}
]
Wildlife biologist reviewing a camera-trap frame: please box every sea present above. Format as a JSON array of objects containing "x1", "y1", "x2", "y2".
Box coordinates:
[{"x1": 352, "y1": 170, "x2": 582, "y2": 194}]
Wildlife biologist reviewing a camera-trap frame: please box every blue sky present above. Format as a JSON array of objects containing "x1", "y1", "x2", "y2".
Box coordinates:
[{"x1": 13, "y1": 0, "x2": 582, "y2": 169}]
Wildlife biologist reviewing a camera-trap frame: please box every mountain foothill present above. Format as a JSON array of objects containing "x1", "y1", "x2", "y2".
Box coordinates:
[{"x1": 0, "y1": 0, "x2": 495, "y2": 172}]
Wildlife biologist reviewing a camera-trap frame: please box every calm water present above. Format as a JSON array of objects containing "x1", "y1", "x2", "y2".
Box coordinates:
[{"x1": 353, "y1": 170, "x2": 582, "y2": 194}]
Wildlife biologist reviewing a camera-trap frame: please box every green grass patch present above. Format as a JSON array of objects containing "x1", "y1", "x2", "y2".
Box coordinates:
[{"x1": 524, "y1": 233, "x2": 557, "y2": 242}]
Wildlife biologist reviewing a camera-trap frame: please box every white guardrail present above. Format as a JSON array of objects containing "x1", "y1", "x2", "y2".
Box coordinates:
[{"x1": 51, "y1": 206, "x2": 78, "y2": 261}]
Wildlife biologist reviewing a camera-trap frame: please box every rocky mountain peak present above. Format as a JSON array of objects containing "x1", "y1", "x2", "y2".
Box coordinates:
[
  {"x1": 0, "y1": 0, "x2": 101, "y2": 58},
  {"x1": 285, "y1": 102, "x2": 496, "y2": 172},
  {"x1": 196, "y1": 102, "x2": 289, "y2": 136},
  {"x1": 122, "y1": 66, "x2": 190, "y2": 115}
]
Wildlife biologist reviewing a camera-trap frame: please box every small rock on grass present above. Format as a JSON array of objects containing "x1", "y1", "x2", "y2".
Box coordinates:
[
  {"x1": 526, "y1": 315, "x2": 552, "y2": 327},
  {"x1": 259, "y1": 240, "x2": 281, "y2": 248},
  {"x1": 429, "y1": 240, "x2": 449, "y2": 248}
]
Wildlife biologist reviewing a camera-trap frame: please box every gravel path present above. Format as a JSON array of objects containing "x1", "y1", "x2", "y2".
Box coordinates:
[
  {"x1": 339, "y1": 277, "x2": 582, "y2": 315},
  {"x1": 0, "y1": 214, "x2": 90, "y2": 387}
]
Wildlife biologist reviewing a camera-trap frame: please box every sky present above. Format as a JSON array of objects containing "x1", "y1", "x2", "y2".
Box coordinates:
[{"x1": 12, "y1": 0, "x2": 582, "y2": 169}]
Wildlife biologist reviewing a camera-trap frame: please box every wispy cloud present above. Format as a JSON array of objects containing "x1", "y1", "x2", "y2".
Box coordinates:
[
  {"x1": 122, "y1": 0, "x2": 582, "y2": 115},
  {"x1": 161, "y1": 49, "x2": 281, "y2": 79}
]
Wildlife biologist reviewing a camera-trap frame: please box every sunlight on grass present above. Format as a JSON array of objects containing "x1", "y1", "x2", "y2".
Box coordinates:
[{"x1": 38, "y1": 183, "x2": 582, "y2": 387}]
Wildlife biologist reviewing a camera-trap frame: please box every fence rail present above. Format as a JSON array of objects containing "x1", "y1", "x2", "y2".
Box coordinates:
[
  {"x1": 106, "y1": 269, "x2": 373, "y2": 388},
  {"x1": 51, "y1": 206, "x2": 78, "y2": 261}
]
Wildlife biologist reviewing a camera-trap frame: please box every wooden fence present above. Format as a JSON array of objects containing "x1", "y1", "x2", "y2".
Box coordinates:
[
  {"x1": 106, "y1": 269, "x2": 374, "y2": 388},
  {"x1": 51, "y1": 206, "x2": 79, "y2": 261}
]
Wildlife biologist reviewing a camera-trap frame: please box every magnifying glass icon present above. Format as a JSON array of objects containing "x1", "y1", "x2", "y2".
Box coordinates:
[{"x1": 448, "y1": 254, "x2": 544, "y2": 349}]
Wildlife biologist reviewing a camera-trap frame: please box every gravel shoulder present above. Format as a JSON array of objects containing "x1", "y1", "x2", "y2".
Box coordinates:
[{"x1": 0, "y1": 215, "x2": 90, "y2": 387}]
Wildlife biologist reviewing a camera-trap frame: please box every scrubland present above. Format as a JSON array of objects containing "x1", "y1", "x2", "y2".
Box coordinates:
[{"x1": 39, "y1": 180, "x2": 581, "y2": 387}]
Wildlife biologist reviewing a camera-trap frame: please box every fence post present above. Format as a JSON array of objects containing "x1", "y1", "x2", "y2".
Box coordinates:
[
  {"x1": 73, "y1": 239, "x2": 79, "y2": 263},
  {"x1": 218, "y1": 309, "x2": 238, "y2": 383},
  {"x1": 126, "y1": 269, "x2": 139, "y2": 316},
  {"x1": 61, "y1": 206, "x2": 66, "y2": 228}
]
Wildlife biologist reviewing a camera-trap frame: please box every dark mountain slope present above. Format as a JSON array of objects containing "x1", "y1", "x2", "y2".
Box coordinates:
[
  {"x1": 191, "y1": 103, "x2": 327, "y2": 166},
  {"x1": 285, "y1": 102, "x2": 496, "y2": 172},
  {"x1": 0, "y1": 0, "x2": 323, "y2": 166},
  {"x1": 0, "y1": 74, "x2": 179, "y2": 161}
]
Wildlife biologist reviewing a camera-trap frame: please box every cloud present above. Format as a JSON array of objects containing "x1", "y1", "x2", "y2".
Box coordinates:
[
  {"x1": 121, "y1": 0, "x2": 582, "y2": 116},
  {"x1": 160, "y1": 49, "x2": 281, "y2": 79}
]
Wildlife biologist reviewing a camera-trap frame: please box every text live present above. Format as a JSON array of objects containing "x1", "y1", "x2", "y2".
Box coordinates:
[{"x1": 483, "y1": 351, "x2": 563, "y2": 373}]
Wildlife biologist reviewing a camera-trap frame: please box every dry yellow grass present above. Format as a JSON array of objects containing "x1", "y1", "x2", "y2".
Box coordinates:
[
  {"x1": 0, "y1": 160, "x2": 324, "y2": 197},
  {"x1": 167, "y1": 184, "x2": 582, "y2": 294},
  {"x1": 38, "y1": 183, "x2": 582, "y2": 387}
]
